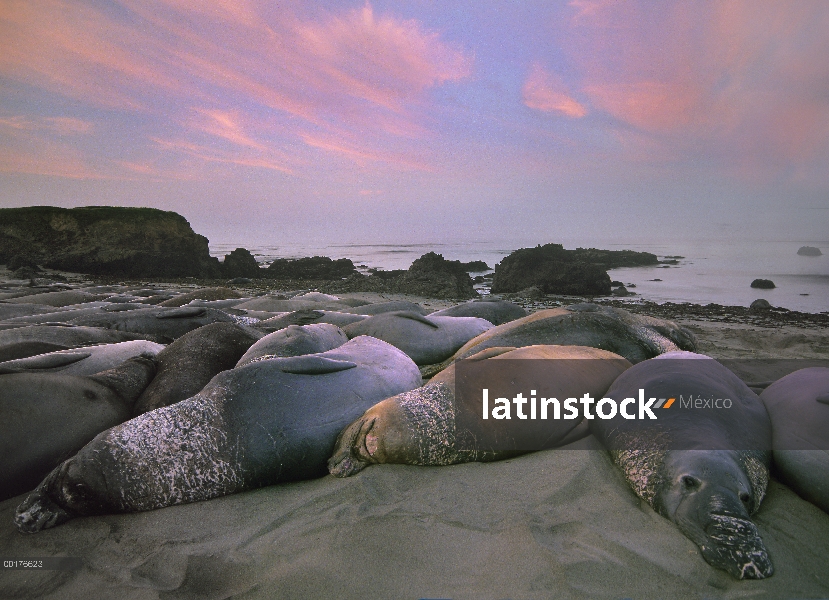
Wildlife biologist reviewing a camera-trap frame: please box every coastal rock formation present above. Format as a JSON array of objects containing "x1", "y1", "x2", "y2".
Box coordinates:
[
  {"x1": 0, "y1": 206, "x2": 221, "y2": 278},
  {"x1": 751, "y1": 299, "x2": 772, "y2": 310},
  {"x1": 395, "y1": 252, "x2": 478, "y2": 299},
  {"x1": 492, "y1": 244, "x2": 611, "y2": 295},
  {"x1": 751, "y1": 279, "x2": 776, "y2": 289},
  {"x1": 329, "y1": 253, "x2": 479, "y2": 299},
  {"x1": 221, "y1": 248, "x2": 263, "y2": 278},
  {"x1": 797, "y1": 246, "x2": 822, "y2": 256},
  {"x1": 265, "y1": 256, "x2": 357, "y2": 279}
]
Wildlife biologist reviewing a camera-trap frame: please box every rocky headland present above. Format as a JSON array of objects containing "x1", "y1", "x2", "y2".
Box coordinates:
[{"x1": 0, "y1": 206, "x2": 221, "y2": 279}]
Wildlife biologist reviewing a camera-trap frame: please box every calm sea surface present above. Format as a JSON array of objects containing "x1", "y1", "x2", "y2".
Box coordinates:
[{"x1": 209, "y1": 239, "x2": 829, "y2": 314}]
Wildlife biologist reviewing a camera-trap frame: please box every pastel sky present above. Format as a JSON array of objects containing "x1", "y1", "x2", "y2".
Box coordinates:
[{"x1": 1, "y1": 0, "x2": 828, "y2": 247}]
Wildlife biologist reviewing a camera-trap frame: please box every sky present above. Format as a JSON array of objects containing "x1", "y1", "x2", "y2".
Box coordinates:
[{"x1": 1, "y1": 0, "x2": 828, "y2": 248}]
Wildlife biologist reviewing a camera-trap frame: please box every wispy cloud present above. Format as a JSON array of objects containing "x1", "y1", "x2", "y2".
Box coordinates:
[
  {"x1": 562, "y1": 0, "x2": 829, "y2": 181},
  {"x1": 522, "y1": 63, "x2": 587, "y2": 118}
]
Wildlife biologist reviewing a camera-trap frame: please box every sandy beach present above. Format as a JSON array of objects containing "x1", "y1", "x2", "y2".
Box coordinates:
[{"x1": 1, "y1": 269, "x2": 828, "y2": 599}]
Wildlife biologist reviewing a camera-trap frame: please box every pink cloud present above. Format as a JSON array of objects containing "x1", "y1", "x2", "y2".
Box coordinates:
[
  {"x1": 0, "y1": 1, "x2": 472, "y2": 179},
  {"x1": 522, "y1": 63, "x2": 587, "y2": 118},
  {"x1": 562, "y1": 0, "x2": 829, "y2": 181}
]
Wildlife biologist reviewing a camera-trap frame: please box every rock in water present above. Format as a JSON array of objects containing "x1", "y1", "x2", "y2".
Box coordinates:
[
  {"x1": 797, "y1": 246, "x2": 822, "y2": 256},
  {"x1": 751, "y1": 279, "x2": 775, "y2": 289},
  {"x1": 15, "y1": 337, "x2": 421, "y2": 532}
]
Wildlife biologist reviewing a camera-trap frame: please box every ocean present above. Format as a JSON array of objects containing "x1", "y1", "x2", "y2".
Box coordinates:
[{"x1": 209, "y1": 239, "x2": 829, "y2": 314}]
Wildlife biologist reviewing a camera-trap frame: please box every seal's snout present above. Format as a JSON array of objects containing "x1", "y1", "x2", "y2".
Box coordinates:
[
  {"x1": 327, "y1": 417, "x2": 374, "y2": 478},
  {"x1": 14, "y1": 490, "x2": 71, "y2": 533},
  {"x1": 700, "y1": 514, "x2": 773, "y2": 579}
]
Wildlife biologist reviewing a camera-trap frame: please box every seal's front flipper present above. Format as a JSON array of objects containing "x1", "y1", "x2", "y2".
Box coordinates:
[
  {"x1": 0, "y1": 351, "x2": 91, "y2": 373},
  {"x1": 154, "y1": 307, "x2": 207, "y2": 319},
  {"x1": 816, "y1": 393, "x2": 829, "y2": 405},
  {"x1": 274, "y1": 355, "x2": 357, "y2": 375},
  {"x1": 390, "y1": 311, "x2": 440, "y2": 328}
]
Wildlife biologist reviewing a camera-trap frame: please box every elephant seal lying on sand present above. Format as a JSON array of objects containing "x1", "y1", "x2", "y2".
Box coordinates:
[
  {"x1": 328, "y1": 345, "x2": 630, "y2": 477},
  {"x1": 0, "y1": 355, "x2": 157, "y2": 501},
  {"x1": 15, "y1": 336, "x2": 421, "y2": 532},
  {"x1": 760, "y1": 367, "x2": 829, "y2": 514},
  {"x1": 589, "y1": 351, "x2": 774, "y2": 580}
]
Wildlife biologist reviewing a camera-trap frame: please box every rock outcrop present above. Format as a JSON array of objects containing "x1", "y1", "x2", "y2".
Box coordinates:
[
  {"x1": 265, "y1": 256, "x2": 358, "y2": 280},
  {"x1": 491, "y1": 244, "x2": 615, "y2": 295},
  {"x1": 0, "y1": 206, "x2": 220, "y2": 278},
  {"x1": 797, "y1": 246, "x2": 822, "y2": 256},
  {"x1": 329, "y1": 253, "x2": 478, "y2": 299},
  {"x1": 221, "y1": 248, "x2": 263, "y2": 279},
  {"x1": 395, "y1": 252, "x2": 478, "y2": 298},
  {"x1": 751, "y1": 279, "x2": 776, "y2": 289}
]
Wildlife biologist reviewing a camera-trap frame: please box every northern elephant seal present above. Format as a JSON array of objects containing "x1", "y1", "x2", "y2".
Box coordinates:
[
  {"x1": 329, "y1": 345, "x2": 630, "y2": 477},
  {"x1": 427, "y1": 299, "x2": 527, "y2": 325},
  {"x1": 158, "y1": 287, "x2": 243, "y2": 307},
  {"x1": 0, "y1": 325, "x2": 144, "y2": 362},
  {"x1": 589, "y1": 352, "x2": 773, "y2": 579},
  {"x1": 15, "y1": 336, "x2": 421, "y2": 532},
  {"x1": 255, "y1": 309, "x2": 367, "y2": 332},
  {"x1": 343, "y1": 311, "x2": 492, "y2": 365},
  {"x1": 0, "y1": 355, "x2": 156, "y2": 501},
  {"x1": 0, "y1": 340, "x2": 164, "y2": 376},
  {"x1": 236, "y1": 323, "x2": 348, "y2": 367},
  {"x1": 340, "y1": 300, "x2": 429, "y2": 316},
  {"x1": 69, "y1": 306, "x2": 236, "y2": 343},
  {"x1": 439, "y1": 304, "x2": 695, "y2": 368},
  {"x1": 132, "y1": 323, "x2": 263, "y2": 416},
  {"x1": 760, "y1": 367, "x2": 829, "y2": 514}
]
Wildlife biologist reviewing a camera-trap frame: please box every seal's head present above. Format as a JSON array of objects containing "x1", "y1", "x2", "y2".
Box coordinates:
[
  {"x1": 327, "y1": 398, "x2": 414, "y2": 477},
  {"x1": 15, "y1": 451, "x2": 112, "y2": 533},
  {"x1": 328, "y1": 383, "x2": 458, "y2": 477},
  {"x1": 655, "y1": 451, "x2": 773, "y2": 579}
]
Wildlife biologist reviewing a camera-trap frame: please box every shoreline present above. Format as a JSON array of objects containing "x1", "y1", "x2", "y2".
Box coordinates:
[{"x1": 3, "y1": 267, "x2": 829, "y2": 363}]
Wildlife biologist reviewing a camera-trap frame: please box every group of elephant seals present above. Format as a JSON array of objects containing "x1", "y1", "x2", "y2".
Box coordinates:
[
  {"x1": 589, "y1": 351, "x2": 774, "y2": 579},
  {"x1": 760, "y1": 367, "x2": 829, "y2": 514},
  {"x1": 1, "y1": 355, "x2": 157, "y2": 501},
  {"x1": 256, "y1": 309, "x2": 367, "y2": 332},
  {"x1": 68, "y1": 306, "x2": 236, "y2": 343},
  {"x1": 0, "y1": 325, "x2": 144, "y2": 362},
  {"x1": 132, "y1": 323, "x2": 263, "y2": 416},
  {"x1": 15, "y1": 336, "x2": 422, "y2": 532},
  {"x1": 328, "y1": 345, "x2": 630, "y2": 477},
  {"x1": 236, "y1": 323, "x2": 348, "y2": 367},
  {"x1": 343, "y1": 311, "x2": 493, "y2": 365},
  {"x1": 444, "y1": 303, "x2": 695, "y2": 366}
]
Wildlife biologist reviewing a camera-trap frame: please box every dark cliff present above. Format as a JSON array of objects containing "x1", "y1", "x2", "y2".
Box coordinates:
[{"x1": 0, "y1": 206, "x2": 220, "y2": 278}]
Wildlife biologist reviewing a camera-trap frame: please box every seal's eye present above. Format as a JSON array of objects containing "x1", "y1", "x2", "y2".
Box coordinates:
[
  {"x1": 681, "y1": 475, "x2": 700, "y2": 490},
  {"x1": 739, "y1": 491, "x2": 751, "y2": 505}
]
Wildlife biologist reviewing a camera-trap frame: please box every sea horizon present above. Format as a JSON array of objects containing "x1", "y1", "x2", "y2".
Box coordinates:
[{"x1": 208, "y1": 237, "x2": 829, "y2": 314}]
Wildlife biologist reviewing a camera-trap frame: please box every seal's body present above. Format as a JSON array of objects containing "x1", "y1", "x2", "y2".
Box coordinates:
[
  {"x1": 15, "y1": 336, "x2": 421, "y2": 532},
  {"x1": 760, "y1": 367, "x2": 829, "y2": 514},
  {"x1": 589, "y1": 352, "x2": 774, "y2": 579},
  {"x1": 328, "y1": 345, "x2": 630, "y2": 477}
]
